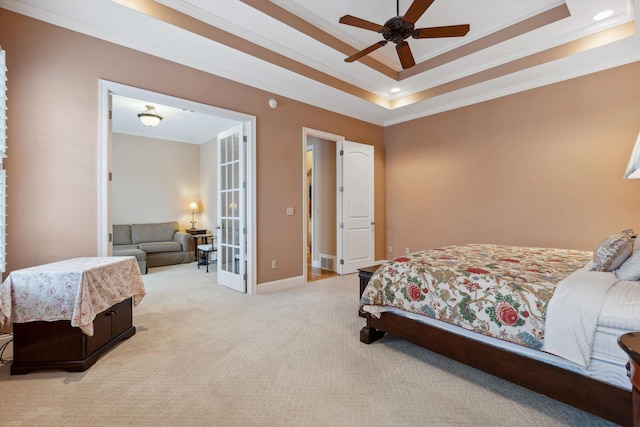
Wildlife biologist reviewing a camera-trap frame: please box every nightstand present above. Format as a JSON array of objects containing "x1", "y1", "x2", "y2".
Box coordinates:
[
  {"x1": 618, "y1": 332, "x2": 640, "y2": 427},
  {"x1": 357, "y1": 264, "x2": 381, "y2": 318}
]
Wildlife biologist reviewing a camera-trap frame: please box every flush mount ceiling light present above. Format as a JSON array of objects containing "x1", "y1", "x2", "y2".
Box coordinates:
[
  {"x1": 391, "y1": 87, "x2": 401, "y2": 93},
  {"x1": 593, "y1": 10, "x2": 614, "y2": 21},
  {"x1": 137, "y1": 104, "x2": 163, "y2": 127}
]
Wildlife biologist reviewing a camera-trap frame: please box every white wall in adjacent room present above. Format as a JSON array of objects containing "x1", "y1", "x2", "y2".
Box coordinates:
[
  {"x1": 199, "y1": 137, "x2": 218, "y2": 233},
  {"x1": 112, "y1": 133, "x2": 200, "y2": 230}
]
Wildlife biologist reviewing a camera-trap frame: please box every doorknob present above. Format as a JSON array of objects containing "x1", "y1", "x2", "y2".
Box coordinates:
[{"x1": 371, "y1": 221, "x2": 375, "y2": 225}]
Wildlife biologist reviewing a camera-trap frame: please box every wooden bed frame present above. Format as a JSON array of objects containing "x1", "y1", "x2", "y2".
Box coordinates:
[{"x1": 358, "y1": 268, "x2": 632, "y2": 426}]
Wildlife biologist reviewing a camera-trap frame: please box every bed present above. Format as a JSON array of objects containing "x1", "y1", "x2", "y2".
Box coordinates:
[{"x1": 359, "y1": 235, "x2": 640, "y2": 426}]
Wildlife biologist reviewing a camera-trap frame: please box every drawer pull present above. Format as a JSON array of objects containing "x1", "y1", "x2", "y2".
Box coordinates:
[{"x1": 107, "y1": 309, "x2": 119, "y2": 316}]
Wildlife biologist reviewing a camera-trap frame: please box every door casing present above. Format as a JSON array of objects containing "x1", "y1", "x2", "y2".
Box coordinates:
[
  {"x1": 98, "y1": 80, "x2": 257, "y2": 294},
  {"x1": 301, "y1": 128, "x2": 375, "y2": 280}
]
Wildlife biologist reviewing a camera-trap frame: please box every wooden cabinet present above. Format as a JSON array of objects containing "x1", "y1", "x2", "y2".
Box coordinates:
[
  {"x1": 11, "y1": 298, "x2": 135, "y2": 375},
  {"x1": 619, "y1": 332, "x2": 640, "y2": 427}
]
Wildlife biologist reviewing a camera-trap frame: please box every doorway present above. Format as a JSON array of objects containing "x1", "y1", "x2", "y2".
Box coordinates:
[
  {"x1": 302, "y1": 128, "x2": 376, "y2": 281},
  {"x1": 97, "y1": 80, "x2": 258, "y2": 294},
  {"x1": 302, "y1": 128, "x2": 343, "y2": 283},
  {"x1": 305, "y1": 138, "x2": 339, "y2": 282}
]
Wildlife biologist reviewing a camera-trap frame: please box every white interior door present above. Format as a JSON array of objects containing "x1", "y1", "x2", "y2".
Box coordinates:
[
  {"x1": 217, "y1": 125, "x2": 246, "y2": 292},
  {"x1": 338, "y1": 140, "x2": 375, "y2": 274}
]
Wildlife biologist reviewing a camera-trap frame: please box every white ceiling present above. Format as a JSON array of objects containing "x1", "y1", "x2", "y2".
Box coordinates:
[
  {"x1": 112, "y1": 95, "x2": 241, "y2": 144},
  {"x1": 1, "y1": 0, "x2": 639, "y2": 141}
]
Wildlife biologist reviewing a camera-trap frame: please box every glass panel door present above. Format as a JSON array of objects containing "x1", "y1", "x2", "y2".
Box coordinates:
[{"x1": 217, "y1": 125, "x2": 246, "y2": 292}]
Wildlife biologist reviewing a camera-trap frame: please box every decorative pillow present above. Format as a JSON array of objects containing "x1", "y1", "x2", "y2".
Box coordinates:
[
  {"x1": 592, "y1": 230, "x2": 634, "y2": 272},
  {"x1": 616, "y1": 238, "x2": 640, "y2": 280}
]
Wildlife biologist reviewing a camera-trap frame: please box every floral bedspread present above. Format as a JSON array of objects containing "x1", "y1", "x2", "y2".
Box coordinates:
[
  {"x1": 0, "y1": 257, "x2": 146, "y2": 336},
  {"x1": 360, "y1": 244, "x2": 592, "y2": 350}
]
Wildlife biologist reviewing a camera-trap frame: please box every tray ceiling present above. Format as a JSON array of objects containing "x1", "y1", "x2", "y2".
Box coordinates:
[{"x1": 1, "y1": 0, "x2": 639, "y2": 129}]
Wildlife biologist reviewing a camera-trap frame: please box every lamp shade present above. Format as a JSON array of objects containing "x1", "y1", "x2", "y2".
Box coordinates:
[
  {"x1": 137, "y1": 105, "x2": 163, "y2": 127},
  {"x1": 188, "y1": 201, "x2": 199, "y2": 211},
  {"x1": 624, "y1": 132, "x2": 640, "y2": 179}
]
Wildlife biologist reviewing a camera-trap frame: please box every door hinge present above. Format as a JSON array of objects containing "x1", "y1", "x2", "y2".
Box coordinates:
[
  {"x1": 243, "y1": 181, "x2": 247, "y2": 189},
  {"x1": 339, "y1": 150, "x2": 344, "y2": 156},
  {"x1": 243, "y1": 227, "x2": 247, "y2": 235},
  {"x1": 243, "y1": 135, "x2": 248, "y2": 143},
  {"x1": 108, "y1": 172, "x2": 112, "y2": 181},
  {"x1": 339, "y1": 222, "x2": 344, "y2": 229},
  {"x1": 340, "y1": 259, "x2": 344, "y2": 265},
  {"x1": 109, "y1": 233, "x2": 113, "y2": 243},
  {"x1": 339, "y1": 186, "x2": 344, "y2": 192},
  {"x1": 109, "y1": 110, "x2": 112, "y2": 120},
  {"x1": 243, "y1": 273, "x2": 247, "y2": 281}
]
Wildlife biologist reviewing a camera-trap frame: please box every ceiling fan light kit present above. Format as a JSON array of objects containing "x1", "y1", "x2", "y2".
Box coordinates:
[{"x1": 339, "y1": 0, "x2": 470, "y2": 69}]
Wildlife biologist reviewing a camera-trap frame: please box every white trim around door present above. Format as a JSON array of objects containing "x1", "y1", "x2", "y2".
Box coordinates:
[
  {"x1": 97, "y1": 80, "x2": 258, "y2": 295},
  {"x1": 301, "y1": 127, "x2": 344, "y2": 281}
]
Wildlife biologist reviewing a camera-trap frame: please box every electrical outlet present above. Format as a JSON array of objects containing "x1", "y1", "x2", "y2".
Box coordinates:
[
  {"x1": 405, "y1": 248, "x2": 410, "y2": 255},
  {"x1": 388, "y1": 246, "x2": 393, "y2": 253},
  {"x1": 271, "y1": 260, "x2": 277, "y2": 269}
]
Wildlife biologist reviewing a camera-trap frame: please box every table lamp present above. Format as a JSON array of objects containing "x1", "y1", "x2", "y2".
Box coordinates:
[{"x1": 188, "y1": 201, "x2": 199, "y2": 230}]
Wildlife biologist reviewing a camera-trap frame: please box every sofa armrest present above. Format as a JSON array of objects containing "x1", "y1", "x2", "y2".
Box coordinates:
[{"x1": 174, "y1": 232, "x2": 193, "y2": 252}]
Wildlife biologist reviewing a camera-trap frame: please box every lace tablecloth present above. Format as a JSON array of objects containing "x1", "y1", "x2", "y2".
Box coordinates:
[{"x1": 0, "y1": 257, "x2": 146, "y2": 336}]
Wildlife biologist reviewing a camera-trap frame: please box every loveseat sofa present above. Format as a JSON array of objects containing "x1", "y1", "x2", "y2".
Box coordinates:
[{"x1": 113, "y1": 221, "x2": 192, "y2": 273}]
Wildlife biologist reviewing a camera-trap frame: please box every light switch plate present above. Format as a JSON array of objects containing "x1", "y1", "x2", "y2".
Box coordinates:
[{"x1": 286, "y1": 207, "x2": 294, "y2": 216}]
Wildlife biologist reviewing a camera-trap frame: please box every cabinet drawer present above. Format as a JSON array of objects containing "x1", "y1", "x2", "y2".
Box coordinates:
[
  {"x1": 85, "y1": 307, "x2": 114, "y2": 355},
  {"x1": 86, "y1": 298, "x2": 133, "y2": 354},
  {"x1": 111, "y1": 298, "x2": 133, "y2": 337}
]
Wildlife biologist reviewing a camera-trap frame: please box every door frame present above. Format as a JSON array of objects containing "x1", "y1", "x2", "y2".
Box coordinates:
[
  {"x1": 97, "y1": 80, "x2": 257, "y2": 295},
  {"x1": 301, "y1": 127, "x2": 344, "y2": 281}
]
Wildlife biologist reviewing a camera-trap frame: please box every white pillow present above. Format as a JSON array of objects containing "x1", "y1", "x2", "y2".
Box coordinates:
[{"x1": 616, "y1": 239, "x2": 640, "y2": 280}]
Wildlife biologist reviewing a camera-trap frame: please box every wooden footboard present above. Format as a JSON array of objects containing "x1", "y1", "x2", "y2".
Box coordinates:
[{"x1": 358, "y1": 268, "x2": 632, "y2": 426}]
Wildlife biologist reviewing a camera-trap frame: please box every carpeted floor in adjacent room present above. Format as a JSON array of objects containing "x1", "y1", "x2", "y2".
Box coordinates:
[{"x1": 0, "y1": 262, "x2": 619, "y2": 426}]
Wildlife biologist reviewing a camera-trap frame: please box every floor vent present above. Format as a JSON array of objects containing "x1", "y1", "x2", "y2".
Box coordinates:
[{"x1": 320, "y1": 254, "x2": 335, "y2": 271}]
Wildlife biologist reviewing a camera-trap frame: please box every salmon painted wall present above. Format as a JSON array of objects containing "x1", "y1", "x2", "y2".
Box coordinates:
[
  {"x1": 384, "y1": 61, "x2": 640, "y2": 257},
  {"x1": 0, "y1": 10, "x2": 385, "y2": 282}
]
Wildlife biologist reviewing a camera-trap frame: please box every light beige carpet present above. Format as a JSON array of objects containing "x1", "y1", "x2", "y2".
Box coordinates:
[{"x1": 0, "y1": 263, "x2": 619, "y2": 426}]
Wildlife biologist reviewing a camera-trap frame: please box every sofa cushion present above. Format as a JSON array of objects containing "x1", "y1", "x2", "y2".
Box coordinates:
[
  {"x1": 113, "y1": 224, "x2": 132, "y2": 245},
  {"x1": 131, "y1": 221, "x2": 178, "y2": 244},
  {"x1": 112, "y1": 247, "x2": 147, "y2": 261},
  {"x1": 138, "y1": 241, "x2": 182, "y2": 254},
  {"x1": 114, "y1": 244, "x2": 138, "y2": 251}
]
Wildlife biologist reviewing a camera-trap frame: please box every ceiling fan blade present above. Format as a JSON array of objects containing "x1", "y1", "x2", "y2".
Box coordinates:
[
  {"x1": 413, "y1": 24, "x2": 470, "y2": 39},
  {"x1": 402, "y1": 0, "x2": 435, "y2": 24},
  {"x1": 345, "y1": 41, "x2": 388, "y2": 63},
  {"x1": 396, "y1": 41, "x2": 415, "y2": 69},
  {"x1": 339, "y1": 15, "x2": 385, "y2": 32}
]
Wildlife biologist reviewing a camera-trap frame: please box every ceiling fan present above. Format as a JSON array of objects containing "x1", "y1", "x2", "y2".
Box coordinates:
[{"x1": 339, "y1": 0, "x2": 470, "y2": 69}]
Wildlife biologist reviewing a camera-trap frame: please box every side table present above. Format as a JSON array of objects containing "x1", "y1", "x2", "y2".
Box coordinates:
[
  {"x1": 194, "y1": 234, "x2": 217, "y2": 272},
  {"x1": 186, "y1": 229, "x2": 207, "y2": 235},
  {"x1": 619, "y1": 332, "x2": 640, "y2": 427}
]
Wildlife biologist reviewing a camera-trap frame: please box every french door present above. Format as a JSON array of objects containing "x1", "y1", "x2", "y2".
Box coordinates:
[{"x1": 217, "y1": 125, "x2": 246, "y2": 292}]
